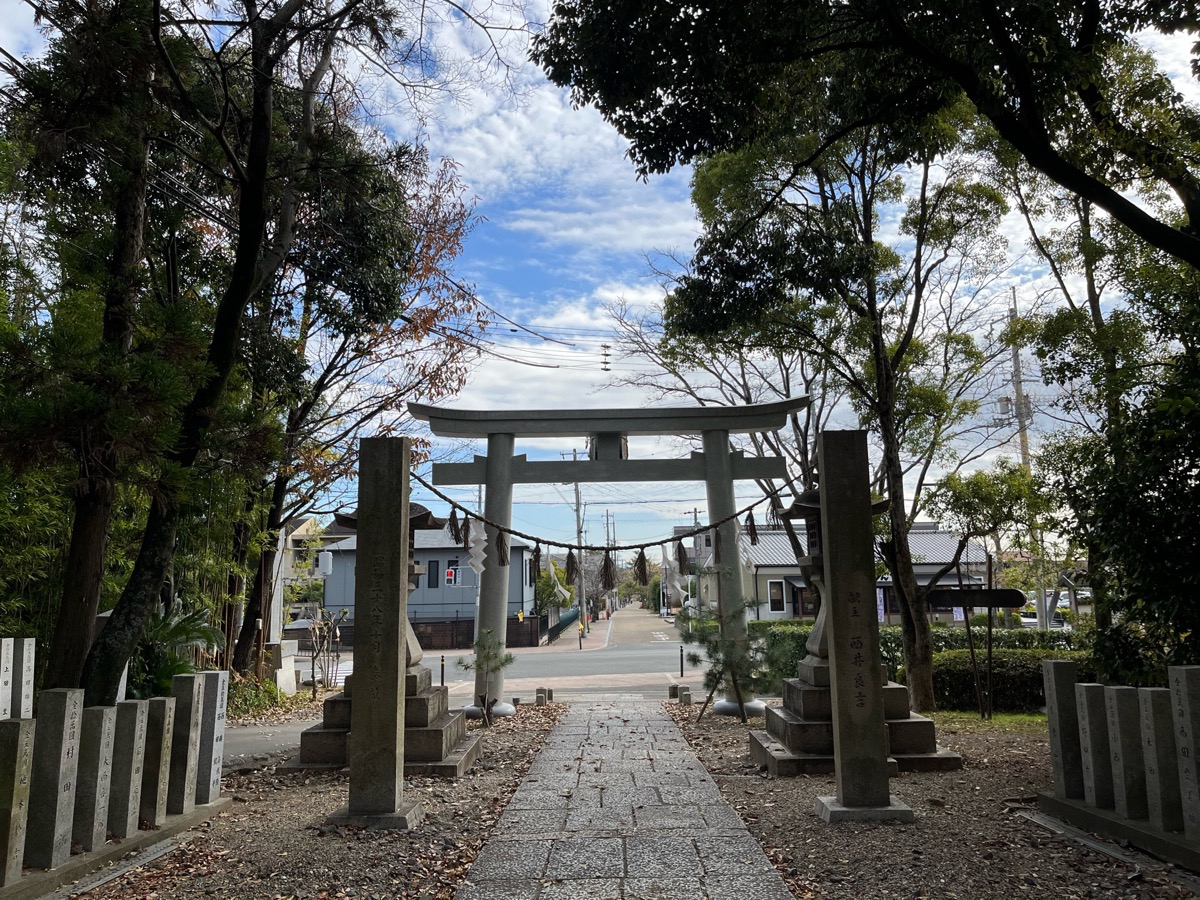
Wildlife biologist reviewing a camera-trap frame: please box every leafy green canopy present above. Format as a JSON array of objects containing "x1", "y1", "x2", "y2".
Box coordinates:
[{"x1": 533, "y1": 0, "x2": 1200, "y2": 269}]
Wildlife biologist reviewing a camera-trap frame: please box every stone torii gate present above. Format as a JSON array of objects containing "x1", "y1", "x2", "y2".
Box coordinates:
[{"x1": 409, "y1": 397, "x2": 809, "y2": 715}]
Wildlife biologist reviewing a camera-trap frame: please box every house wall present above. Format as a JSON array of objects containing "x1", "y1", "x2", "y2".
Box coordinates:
[{"x1": 322, "y1": 541, "x2": 536, "y2": 626}]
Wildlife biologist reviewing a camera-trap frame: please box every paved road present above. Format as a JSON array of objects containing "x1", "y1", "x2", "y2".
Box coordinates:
[{"x1": 225, "y1": 606, "x2": 705, "y2": 767}]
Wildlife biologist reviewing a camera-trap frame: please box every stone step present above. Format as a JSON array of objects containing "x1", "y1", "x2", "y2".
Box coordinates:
[
  {"x1": 887, "y1": 713, "x2": 939, "y2": 755},
  {"x1": 323, "y1": 694, "x2": 351, "y2": 730},
  {"x1": 297, "y1": 725, "x2": 349, "y2": 766},
  {"x1": 765, "y1": 706, "x2": 834, "y2": 755},
  {"x1": 405, "y1": 711, "x2": 468, "y2": 762},
  {"x1": 404, "y1": 732, "x2": 484, "y2": 778},
  {"x1": 405, "y1": 665, "x2": 432, "y2": 695},
  {"x1": 749, "y1": 729, "x2": 835, "y2": 776},
  {"x1": 405, "y1": 686, "x2": 448, "y2": 729},
  {"x1": 892, "y1": 748, "x2": 964, "y2": 772}
]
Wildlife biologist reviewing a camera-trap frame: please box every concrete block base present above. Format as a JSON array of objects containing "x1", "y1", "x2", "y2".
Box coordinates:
[
  {"x1": 712, "y1": 698, "x2": 766, "y2": 717},
  {"x1": 327, "y1": 800, "x2": 423, "y2": 831},
  {"x1": 815, "y1": 794, "x2": 914, "y2": 824},
  {"x1": 1037, "y1": 793, "x2": 1200, "y2": 873}
]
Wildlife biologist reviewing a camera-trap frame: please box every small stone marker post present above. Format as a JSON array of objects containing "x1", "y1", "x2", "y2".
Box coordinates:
[
  {"x1": 329, "y1": 437, "x2": 422, "y2": 828},
  {"x1": 72, "y1": 706, "x2": 116, "y2": 852},
  {"x1": 1042, "y1": 661, "x2": 1085, "y2": 800},
  {"x1": 1077, "y1": 683, "x2": 1114, "y2": 810},
  {"x1": 1170, "y1": 666, "x2": 1200, "y2": 839},
  {"x1": 0, "y1": 718, "x2": 34, "y2": 886},
  {"x1": 140, "y1": 697, "x2": 175, "y2": 828},
  {"x1": 11, "y1": 640, "x2": 34, "y2": 719},
  {"x1": 25, "y1": 688, "x2": 83, "y2": 870},
  {"x1": 0, "y1": 640, "x2": 11, "y2": 720},
  {"x1": 1140, "y1": 687, "x2": 1183, "y2": 833},
  {"x1": 196, "y1": 671, "x2": 228, "y2": 805},
  {"x1": 814, "y1": 430, "x2": 912, "y2": 824},
  {"x1": 1105, "y1": 686, "x2": 1147, "y2": 820},
  {"x1": 167, "y1": 675, "x2": 204, "y2": 816},
  {"x1": 108, "y1": 700, "x2": 148, "y2": 839}
]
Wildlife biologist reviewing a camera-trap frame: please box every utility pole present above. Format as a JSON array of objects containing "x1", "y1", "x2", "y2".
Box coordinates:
[
  {"x1": 563, "y1": 449, "x2": 588, "y2": 636},
  {"x1": 1011, "y1": 287, "x2": 1048, "y2": 627},
  {"x1": 1009, "y1": 286, "x2": 1032, "y2": 472}
]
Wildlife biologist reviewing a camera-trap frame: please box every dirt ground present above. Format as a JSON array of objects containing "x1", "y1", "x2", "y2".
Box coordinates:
[{"x1": 68, "y1": 699, "x2": 1200, "y2": 899}]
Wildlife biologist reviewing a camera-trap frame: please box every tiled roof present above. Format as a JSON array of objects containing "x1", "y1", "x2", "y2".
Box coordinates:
[{"x1": 730, "y1": 526, "x2": 986, "y2": 569}]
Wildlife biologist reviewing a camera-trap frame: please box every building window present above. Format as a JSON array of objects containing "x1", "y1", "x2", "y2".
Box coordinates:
[
  {"x1": 528, "y1": 558, "x2": 537, "y2": 587},
  {"x1": 446, "y1": 558, "x2": 459, "y2": 586},
  {"x1": 428, "y1": 560, "x2": 439, "y2": 589},
  {"x1": 768, "y1": 580, "x2": 785, "y2": 613}
]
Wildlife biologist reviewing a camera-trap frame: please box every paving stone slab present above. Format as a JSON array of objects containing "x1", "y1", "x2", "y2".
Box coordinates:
[
  {"x1": 545, "y1": 836, "x2": 625, "y2": 879},
  {"x1": 452, "y1": 878, "x2": 541, "y2": 900},
  {"x1": 625, "y1": 836, "x2": 701, "y2": 877},
  {"x1": 468, "y1": 840, "x2": 551, "y2": 880},
  {"x1": 493, "y1": 808, "x2": 569, "y2": 835},
  {"x1": 565, "y1": 805, "x2": 635, "y2": 831},
  {"x1": 624, "y1": 876, "x2": 707, "y2": 899},
  {"x1": 539, "y1": 878, "x2": 623, "y2": 899},
  {"x1": 704, "y1": 874, "x2": 798, "y2": 900}
]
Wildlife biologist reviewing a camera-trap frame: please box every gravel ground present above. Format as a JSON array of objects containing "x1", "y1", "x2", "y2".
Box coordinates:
[
  {"x1": 68, "y1": 699, "x2": 1199, "y2": 899},
  {"x1": 665, "y1": 703, "x2": 1200, "y2": 900}
]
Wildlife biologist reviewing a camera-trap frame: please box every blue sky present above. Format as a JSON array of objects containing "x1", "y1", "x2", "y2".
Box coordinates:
[{"x1": 4, "y1": 2, "x2": 1198, "y2": 555}]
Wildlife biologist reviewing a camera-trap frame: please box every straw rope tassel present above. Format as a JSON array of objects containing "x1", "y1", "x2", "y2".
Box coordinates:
[
  {"x1": 601, "y1": 550, "x2": 616, "y2": 591},
  {"x1": 633, "y1": 548, "x2": 649, "y2": 586}
]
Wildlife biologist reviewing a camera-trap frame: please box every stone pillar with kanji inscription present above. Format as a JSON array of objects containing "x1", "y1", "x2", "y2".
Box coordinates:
[
  {"x1": 328, "y1": 437, "x2": 422, "y2": 829},
  {"x1": 813, "y1": 431, "x2": 913, "y2": 824}
]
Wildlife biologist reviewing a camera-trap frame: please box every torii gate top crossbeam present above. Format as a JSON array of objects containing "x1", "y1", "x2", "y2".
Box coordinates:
[{"x1": 408, "y1": 397, "x2": 809, "y2": 438}]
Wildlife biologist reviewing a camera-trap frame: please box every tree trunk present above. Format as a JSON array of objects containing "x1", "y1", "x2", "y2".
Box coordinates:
[
  {"x1": 43, "y1": 467, "x2": 116, "y2": 689},
  {"x1": 232, "y1": 471, "x2": 288, "y2": 673},
  {"x1": 81, "y1": 498, "x2": 179, "y2": 706}
]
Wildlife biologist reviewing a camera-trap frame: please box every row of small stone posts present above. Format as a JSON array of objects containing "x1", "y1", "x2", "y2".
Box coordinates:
[
  {"x1": 0, "y1": 652, "x2": 228, "y2": 890},
  {"x1": 1041, "y1": 661, "x2": 1199, "y2": 872}
]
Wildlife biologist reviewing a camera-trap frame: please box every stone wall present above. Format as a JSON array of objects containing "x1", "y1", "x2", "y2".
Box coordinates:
[
  {"x1": 0, "y1": 662, "x2": 229, "y2": 890},
  {"x1": 1040, "y1": 661, "x2": 1199, "y2": 872}
]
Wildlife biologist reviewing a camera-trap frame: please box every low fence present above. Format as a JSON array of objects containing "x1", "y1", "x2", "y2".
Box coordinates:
[
  {"x1": 0, "y1": 661, "x2": 229, "y2": 890},
  {"x1": 1040, "y1": 661, "x2": 1199, "y2": 871}
]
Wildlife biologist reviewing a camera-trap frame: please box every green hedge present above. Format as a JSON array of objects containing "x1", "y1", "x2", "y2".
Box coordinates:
[
  {"x1": 758, "y1": 620, "x2": 1091, "y2": 689},
  {"x1": 931, "y1": 648, "x2": 1097, "y2": 712}
]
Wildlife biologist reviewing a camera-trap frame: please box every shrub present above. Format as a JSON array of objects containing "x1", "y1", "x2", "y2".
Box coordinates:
[
  {"x1": 227, "y1": 674, "x2": 286, "y2": 719},
  {"x1": 931, "y1": 648, "x2": 1097, "y2": 712}
]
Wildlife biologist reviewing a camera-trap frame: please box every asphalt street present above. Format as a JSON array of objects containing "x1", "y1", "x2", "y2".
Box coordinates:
[{"x1": 224, "y1": 606, "x2": 704, "y2": 767}]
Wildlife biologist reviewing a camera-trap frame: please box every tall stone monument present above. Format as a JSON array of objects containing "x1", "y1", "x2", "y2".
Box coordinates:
[
  {"x1": 812, "y1": 431, "x2": 913, "y2": 824},
  {"x1": 25, "y1": 688, "x2": 83, "y2": 869},
  {"x1": 0, "y1": 718, "x2": 34, "y2": 886},
  {"x1": 328, "y1": 437, "x2": 422, "y2": 829}
]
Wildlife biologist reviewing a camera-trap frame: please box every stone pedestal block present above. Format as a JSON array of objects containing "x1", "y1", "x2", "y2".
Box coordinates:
[
  {"x1": 1043, "y1": 661, "x2": 1085, "y2": 800},
  {"x1": 1169, "y1": 666, "x2": 1200, "y2": 839},
  {"x1": 196, "y1": 672, "x2": 228, "y2": 806},
  {"x1": 72, "y1": 706, "x2": 115, "y2": 852},
  {"x1": 108, "y1": 700, "x2": 147, "y2": 839},
  {"x1": 1106, "y1": 686, "x2": 1148, "y2": 821},
  {"x1": 167, "y1": 676, "x2": 204, "y2": 816},
  {"x1": 1140, "y1": 687, "x2": 1183, "y2": 833},
  {"x1": 11, "y1": 640, "x2": 34, "y2": 720},
  {"x1": 0, "y1": 718, "x2": 34, "y2": 885},
  {"x1": 140, "y1": 697, "x2": 175, "y2": 828},
  {"x1": 25, "y1": 688, "x2": 83, "y2": 870},
  {"x1": 1077, "y1": 683, "x2": 1114, "y2": 810},
  {"x1": 0, "y1": 640, "x2": 12, "y2": 720}
]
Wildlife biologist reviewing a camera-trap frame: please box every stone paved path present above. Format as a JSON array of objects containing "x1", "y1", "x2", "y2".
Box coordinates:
[{"x1": 456, "y1": 700, "x2": 794, "y2": 900}]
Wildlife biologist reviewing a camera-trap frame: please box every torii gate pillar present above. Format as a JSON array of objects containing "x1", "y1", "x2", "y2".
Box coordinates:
[
  {"x1": 477, "y1": 432, "x2": 515, "y2": 718},
  {"x1": 703, "y1": 428, "x2": 765, "y2": 716}
]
